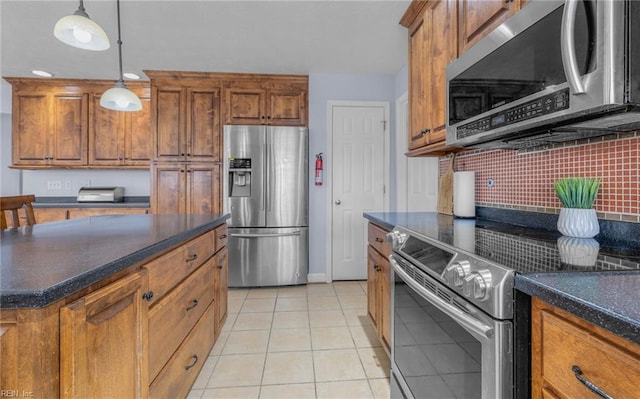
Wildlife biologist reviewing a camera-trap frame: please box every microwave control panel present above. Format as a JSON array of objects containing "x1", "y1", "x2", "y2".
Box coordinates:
[{"x1": 457, "y1": 88, "x2": 570, "y2": 139}]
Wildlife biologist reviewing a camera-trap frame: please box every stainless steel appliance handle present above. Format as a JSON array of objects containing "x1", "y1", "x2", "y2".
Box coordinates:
[
  {"x1": 561, "y1": 0, "x2": 586, "y2": 94},
  {"x1": 231, "y1": 231, "x2": 301, "y2": 238},
  {"x1": 391, "y1": 257, "x2": 494, "y2": 340}
]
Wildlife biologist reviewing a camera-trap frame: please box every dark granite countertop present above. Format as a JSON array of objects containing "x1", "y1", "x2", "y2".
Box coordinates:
[
  {"x1": 34, "y1": 196, "x2": 150, "y2": 208},
  {"x1": 1, "y1": 213, "x2": 229, "y2": 308},
  {"x1": 516, "y1": 272, "x2": 640, "y2": 344},
  {"x1": 363, "y1": 211, "x2": 640, "y2": 345}
]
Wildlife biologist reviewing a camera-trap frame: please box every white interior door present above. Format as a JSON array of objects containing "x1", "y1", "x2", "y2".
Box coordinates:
[{"x1": 329, "y1": 102, "x2": 387, "y2": 280}]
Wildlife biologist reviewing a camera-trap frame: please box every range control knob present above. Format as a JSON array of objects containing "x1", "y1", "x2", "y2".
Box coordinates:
[
  {"x1": 386, "y1": 230, "x2": 407, "y2": 249},
  {"x1": 444, "y1": 260, "x2": 471, "y2": 287},
  {"x1": 462, "y1": 269, "x2": 493, "y2": 301}
]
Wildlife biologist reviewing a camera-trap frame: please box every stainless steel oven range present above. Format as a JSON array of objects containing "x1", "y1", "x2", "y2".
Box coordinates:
[{"x1": 387, "y1": 226, "x2": 515, "y2": 399}]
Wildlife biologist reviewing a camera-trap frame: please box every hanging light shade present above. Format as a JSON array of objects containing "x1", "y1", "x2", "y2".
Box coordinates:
[
  {"x1": 54, "y1": 0, "x2": 110, "y2": 51},
  {"x1": 100, "y1": 0, "x2": 142, "y2": 112}
]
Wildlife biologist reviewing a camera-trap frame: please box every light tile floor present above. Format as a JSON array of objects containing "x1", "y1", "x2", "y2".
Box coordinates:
[{"x1": 187, "y1": 281, "x2": 391, "y2": 399}]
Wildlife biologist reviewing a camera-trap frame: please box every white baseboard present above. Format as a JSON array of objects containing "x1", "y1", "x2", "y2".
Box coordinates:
[{"x1": 307, "y1": 273, "x2": 328, "y2": 283}]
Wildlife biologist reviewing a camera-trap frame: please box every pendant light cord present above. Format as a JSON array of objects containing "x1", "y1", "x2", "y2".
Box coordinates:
[{"x1": 116, "y1": 0, "x2": 125, "y2": 84}]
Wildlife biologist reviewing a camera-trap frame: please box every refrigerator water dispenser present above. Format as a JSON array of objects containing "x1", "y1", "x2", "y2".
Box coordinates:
[{"x1": 228, "y1": 158, "x2": 252, "y2": 197}]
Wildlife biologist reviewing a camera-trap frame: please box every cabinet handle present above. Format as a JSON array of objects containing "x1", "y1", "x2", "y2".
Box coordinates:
[
  {"x1": 217, "y1": 263, "x2": 223, "y2": 270},
  {"x1": 187, "y1": 169, "x2": 192, "y2": 173},
  {"x1": 181, "y1": 153, "x2": 185, "y2": 157},
  {"x1": 219, "y1": 234, "x2": 227, "y2": 239},
  {"x1": 180, "y1": 169, "x2": 185, "y2": 173},
  {"x1": 142, "y1": 291, "x2": 154, "y2": 301},
  {"x1": 187, "y1": 153, "x2": 191, "y2": 157},
  {"x1": 572, "y1": 366, "x2": 613, "y2": 399},
  {"x1": 375, "y1": 237, "x2": 384, "y2": 243},
  {"x1": 186, "y1": 254, "x2": 198, "y2": 262},
  {"x1": 186, "y1": 299, "x2": 199, "y2": 311},
  {"x1": 185, "y1": 355, "x2": 199, "y2": 371}
]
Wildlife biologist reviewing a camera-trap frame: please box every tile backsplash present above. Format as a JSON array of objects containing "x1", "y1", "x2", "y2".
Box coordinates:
[{"x1": 441, "y1": 135, "x2": 640, "y2": 223}]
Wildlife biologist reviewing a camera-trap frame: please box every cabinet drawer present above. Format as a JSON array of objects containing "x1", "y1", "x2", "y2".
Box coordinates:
[
  {"x1": 215, "y1": 223, "x2": 228, "y2": 252},
  {"x1": 145, "y1": 230, "x2": 215, "y2": 304},
  {"x1": 149, "y1": 300, "x2": 217, "y2": 399},
  {"x1": 540, "y1": 308, "x2": 640, "y2": 399},
  {"x1": 148, "y1": 258, "x2": 215, "y2": 380},
  {"x1": 368, "y1": 223, "x2": 391, "y2": 258}
]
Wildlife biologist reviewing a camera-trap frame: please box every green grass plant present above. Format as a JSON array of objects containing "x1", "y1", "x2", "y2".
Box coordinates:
[{"x1": 554, "y1": 177, "x2": 600, "y2": 209}]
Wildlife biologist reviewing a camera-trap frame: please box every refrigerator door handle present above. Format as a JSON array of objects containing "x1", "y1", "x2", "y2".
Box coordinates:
[{"x1": 231, "y1": 231, "x2": 302, "y2": 238}]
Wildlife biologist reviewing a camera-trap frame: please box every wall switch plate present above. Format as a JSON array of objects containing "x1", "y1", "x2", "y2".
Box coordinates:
[
  {"x1": 47, "y1": 180, "x2": 62, "y2": 190},
  {"x1": 64, "y1": 180, "x2": 72, "y2": 190}
]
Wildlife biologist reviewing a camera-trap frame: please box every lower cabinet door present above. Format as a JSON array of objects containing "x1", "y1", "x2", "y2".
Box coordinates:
[
  {"x1": 60, "y1": 270, "x2": 149, "y2": 399},
  {"x1": 148, "y1": 258, "x2": 215, "y2": 380},
  {"x1": 214, "y1": 247, "x2": 228, "y2": 337},
  {"x1": 150, "y1": 301, "x2": 217, "y2": 399}
]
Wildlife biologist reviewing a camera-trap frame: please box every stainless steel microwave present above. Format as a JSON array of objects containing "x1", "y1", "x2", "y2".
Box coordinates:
[{"x1": 446, "y1": 0, "x2": 640, "y2": 149}]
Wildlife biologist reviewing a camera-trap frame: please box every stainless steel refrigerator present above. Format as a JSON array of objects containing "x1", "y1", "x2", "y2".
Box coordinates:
[{"x1": 223, "y1": 125, "x2": 308, "y2": 287}]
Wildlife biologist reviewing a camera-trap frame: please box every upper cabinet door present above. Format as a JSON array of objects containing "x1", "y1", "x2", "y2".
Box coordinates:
[
  {"x1": 125, "y1": 95, "x2": 152, "y2": 166},
  {"x1": 267, "y1": 87, "x2": 307, "y2": 126},
  {"x1": 405, "y1": 0, "x2": 457, "y2": 155},
  {"x1": 12, "y1": 90, "x2": 88, "y2": 166},
  {"x1": 187, "y1": 88, "x2": 221, "y2": 163},
  {"x1": 153, "y1": 86, "x2": 185, "y2": 162},
  {"x1": 224, "y1": 78, "x2": 308, "y2": 126},
  {"x1": 12, "y1": 92, "x2": 50, "y2": 166},
  {"x1": 50, "y1": 93, "x2": 88, "y2": 166},
  {"x1": 224, "y1": 86, "x2": 266, "y2": 125},
  {"x1": 153, "y1": 85, "x2": 221, "y2": 163},
  {"x1": 408, "y1": 13, "x2": 430, "y2": 150},
  {"x1": 90, "y1": 94, "x2": 125, "y2": 166},
  {"x1": 458, "y1": 0, "x2": 519, "y2": 54}
]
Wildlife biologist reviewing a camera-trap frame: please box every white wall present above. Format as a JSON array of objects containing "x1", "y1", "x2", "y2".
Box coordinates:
[
  {"x1": 1, "y1": 80, "x2": 21, "y2": 195},
  {"x1": 308, "y1": 73, "x2": 396, "y2": 277}
]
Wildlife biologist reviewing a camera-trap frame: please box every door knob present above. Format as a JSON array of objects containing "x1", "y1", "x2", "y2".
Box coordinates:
[{"x1": 335, "y1": 200, "x2": 341, "y2": 205}]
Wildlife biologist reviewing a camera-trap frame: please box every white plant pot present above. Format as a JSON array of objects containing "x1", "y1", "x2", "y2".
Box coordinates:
[
  {"x1": 557, "y1": 208, "x2": 600, "y2": 238},
  {"x1": 557, "y1": 236, "x2": 600, "y2": 267}
]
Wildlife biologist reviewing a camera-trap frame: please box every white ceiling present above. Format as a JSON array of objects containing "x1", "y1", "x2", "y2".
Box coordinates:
[{"x1": 0, "y1": 0, "x2": 410, "y2": 81}]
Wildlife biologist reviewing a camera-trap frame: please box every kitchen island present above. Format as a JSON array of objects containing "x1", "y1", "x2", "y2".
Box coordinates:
[{"x1": 1, "y1": 213, "x2": 229, "y2": 398}]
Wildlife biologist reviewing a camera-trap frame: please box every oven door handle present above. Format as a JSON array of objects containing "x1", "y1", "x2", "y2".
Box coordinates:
[{"x1": 391, "y1": 258, "x2": 494, "y2": 340}]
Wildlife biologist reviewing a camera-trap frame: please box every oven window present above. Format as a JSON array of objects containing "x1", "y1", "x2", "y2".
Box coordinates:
[
  {"x1": 449, "y1": 1, "x2": 595, "y2": 124},
  {"x1": 393, "y1": 276, "x2": 482, "y2": 398},
  {"x1": 401, "y1": 237, "x2": 455, "y2": 275}
]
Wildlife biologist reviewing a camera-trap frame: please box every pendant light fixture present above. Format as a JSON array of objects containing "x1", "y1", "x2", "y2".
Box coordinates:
[
  {"x1": 54, "y1": 0, "x2": 110, "y2": 51},
  {"x1": 100, "y1": 0, "x2": 142, "y2": 112}
]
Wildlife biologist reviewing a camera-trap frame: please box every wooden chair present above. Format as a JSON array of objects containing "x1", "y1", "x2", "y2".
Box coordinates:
[{"x1": 1, "y1": 195, "x2": 37, "y2": 229}]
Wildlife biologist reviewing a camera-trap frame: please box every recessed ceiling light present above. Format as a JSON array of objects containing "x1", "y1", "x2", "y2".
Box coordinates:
[
  {"x1": 32, "y1": 70, "x2": 53, "y2": 77},
  {"x1": 123, "y1": 72, "x2": 140, "y2": 80}
]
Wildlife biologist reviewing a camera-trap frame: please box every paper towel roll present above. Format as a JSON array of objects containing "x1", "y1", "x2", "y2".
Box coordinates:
[{"x1": 453, "y1": 171, "x2": 476, "y2": 218}]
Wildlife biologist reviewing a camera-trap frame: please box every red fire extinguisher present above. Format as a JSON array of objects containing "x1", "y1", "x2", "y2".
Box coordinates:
[{"x1": 315, "y1": 153, "x2": 323, "y2": 186}]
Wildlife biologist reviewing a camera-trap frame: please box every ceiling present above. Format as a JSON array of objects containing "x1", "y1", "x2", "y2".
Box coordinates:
[{"x1": 0, "y1": 0, "x2": 410, "y2": 81}]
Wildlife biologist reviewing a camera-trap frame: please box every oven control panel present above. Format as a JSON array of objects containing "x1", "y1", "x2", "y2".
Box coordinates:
[{"x1": 389, "y1": 226, "x2": 515, "y2": 320}]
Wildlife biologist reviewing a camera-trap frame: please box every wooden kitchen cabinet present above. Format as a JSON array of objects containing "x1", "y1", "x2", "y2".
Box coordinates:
[
  {"x1": 6, "y1": 78, "x2": 152, "y2": 169},
  {"x1": 0, "y1": 221, "x2": 228, "y2": 398},
  {"x1": 60, "y1": 269, "x2": 149, "y2": 398},
  {"x1": 151, "y1": 162, "x2": 221, "y2": 215},
  {"x1": 10, "y1": 84, "x2": 88, "y2": 167},
  {"x1": 532, "y1": 298, "x2": 640, "y2": 399},
  {"x1": 89, "y1": 87, "x2": 151, "y2": 167},
  {"x1": 458, "y1": 0, "x2": 523, "y2": 54},
  {"x1": 66, "y1": 207, "x2": 148, "y2": 219},
  {"x1": 401, "y1": 0, "x2": 459, "y2": 156},
  {"x1": 150, "y1": 78, "x2": 222, "y2": 163},
  {"x1": 224, "y1": 78, "x2": 308, "y2": 126},
  {"x1": 367, "y1": 222, "x2": 391, "y2": 353},
  {"x1": 214, "y1": 245, "x2": 228, "y2": 336}
]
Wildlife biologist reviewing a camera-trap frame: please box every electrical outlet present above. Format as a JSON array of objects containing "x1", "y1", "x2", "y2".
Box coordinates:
[
  {"x1": 64, "y1": 180, "x2": 72, "y2": 190},
  {"x1": 47, "y1": 180, "x2": 62, "y2": 190}
]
